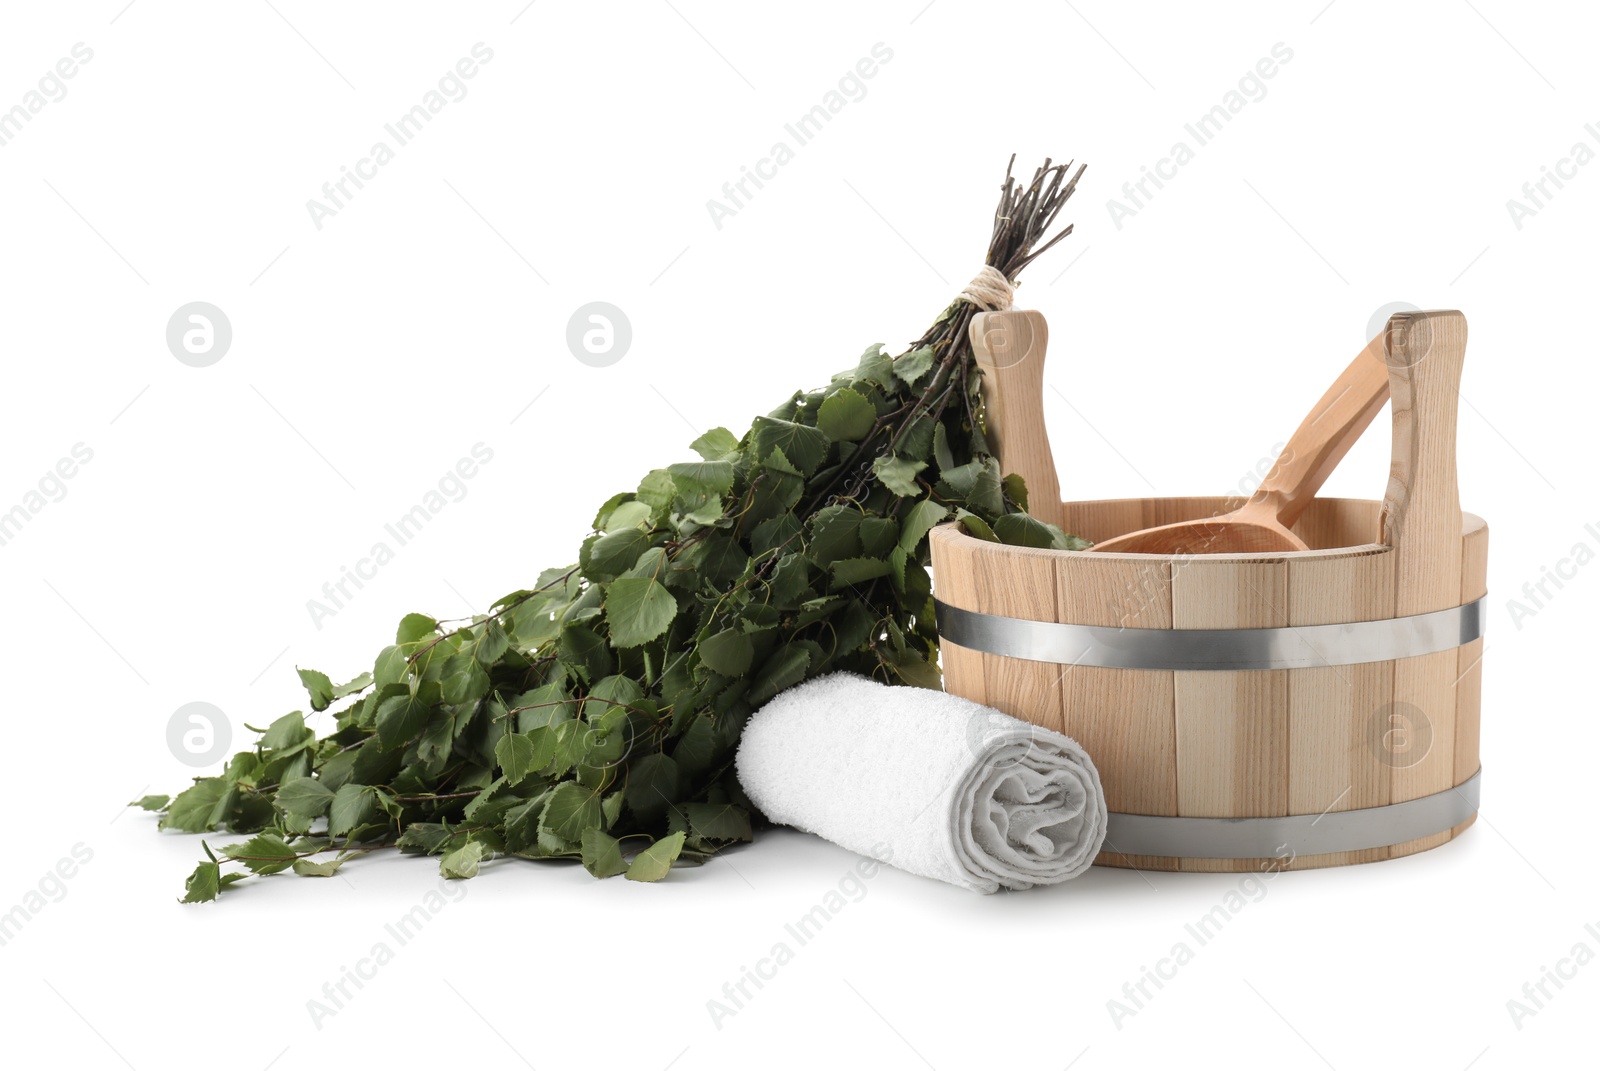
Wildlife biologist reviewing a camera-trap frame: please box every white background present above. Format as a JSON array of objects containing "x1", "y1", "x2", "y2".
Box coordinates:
[{"x1": 1, "y1": 1, "x2": 1595, "y2": 1068}]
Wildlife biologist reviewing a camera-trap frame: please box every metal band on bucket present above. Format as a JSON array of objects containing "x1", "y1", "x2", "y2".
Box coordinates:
[
  {"x1": 1102, "y1": 770, "x2": 1481, "y2": 859},
  {"x1": 933, "y1": 596, "x2": 1485, "y2": 671}
]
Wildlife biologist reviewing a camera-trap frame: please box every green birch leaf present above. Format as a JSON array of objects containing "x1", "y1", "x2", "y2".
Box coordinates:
[
  {"x1": 605, "y1": 577, "x2": 677, "y2": 648},
  {"x1": 503, "y1": 796, "x2": 549, "y2": 853},
  {"x1": 623, "y1": 546, "x2": 668, "y2": 580},
  {"x1": 830, "y1": 557, "x2": 894, "y2": 590},
  {"x1": 625, "y1": 753, "x2": 681, "y2": 823},
  {"x1": 992, "y1": 511, "x2": 1058, "y2": 549},
  {"x1": 853, "y1": 343, "x2": 894, "y2": 388},
  {"x1": 858, "y1": 516, "x2": 899, "y2": 558},
  {"x1": 892, "y1": 344, "x2": 936, "y2": 385},
  {"x1": 591, "y1": 491, "x2": 631, "y2": 530},
  {"x1": 669, "y1": 717, "x2": 717, "y2": 778},
  {"x1": 513, "y1": 682, "x2": 576, "y2": 732},
  {"x1": 685, "y1": 802, "x2": 753, "y2": 843},
  {"x1": 559, "y1": 623, "x2": 615, "y2": 683},
  {"x1": 581, "y1": 829, "x2": 628, "y2": 878},
  {"x1": 604, "y1": 499, "x2": 653, "y2": 532},
  {"x1": 495, "y1": 732, "x2": 540, "y2": 787},
  {"x1": 671, "y1": 463, "x2": 732, "y2": 523},
  {"x1": 463, "y1": 778, "x2": 512, "y2": 822},
  {"x1": 332, "y1": 671, "x2": 373, "y2": 700},
  {"x1": 476, "y1": 618, "x2": 510, "y2": 665},
  {"x1": 328, "y1": 784, "x2": 376, "y2": 837},
  {"x1": 275, "y1": 776, "x2": 336, "y2": 819},
  {"x1": 898, "y1": 499, "x2": 950, "y2": 554},
  {"x1": 373, "y1": 645, "x2": 410, "y2": 689},
  {"x1": 956, "y1": 508, "x2": 998, "y2": 541},
  {"x1": 763, "y1": 445, "x2": 803, "y2": 479},
  {"x1": 440, "y1": 653, "x2": 491, "y2": 705},
  {"x1": 626, "y1": 831, "x2": 687, "y2": 882},
  {"x1": 747, "y1": 643, "x2": 812, "y2": 706},
  {"x1": 293, "y1": 856, "x2": 347, "y2": 878},
  {"x1": 543, "y1": 720, "x2": 586, "y2": 778},
  {"x1": 894, "y1": 413, "x2": 936, "y2": 461},
  {"x1": 376, "y1": 690, "x2": 433, "y2": 748},
  {"x1": 816, "y1": 387, "x2": 875, "y2": 442},
  {"x1": 806, "y1": 506, "x2": 863, "y2": 565},
  {"x1": 635, "y1": 468, "x2": 675, "y2": 510},
  {"x1": 887, "y1": 546, "x2": 909, "y2": 594},
  {"x1": 396, "y1": 823, "x2": 454, "y2": 855},
  {"x1": 698, "y1": 628, "x2": 754, "y2": 677},
  {"x1": 751, "y1": 417, "x2": 829, "y2": 476},
  {"x1": 933, "y1": 421, "x2": 957, "y2": 471},
  {"x1": 159, "y1": 778, "x2": 234, "y2": 832},
  {"x1": 872, "y1": 455, "x2": 927, "y2": 496},
  {"x1": 542, "y1": 782, "x2": 604, "y2": 842},
  {"x1": 297, "y1": 668, "x2": 334, "y2": 712},
  {"x1": 440, "y1": 840, "x2": 488, "y2": 879},
  {"x1": 260, "y1": 711, "x2": 313, "y2": 753},
  {"x1": 222, "y1": 833, "x2": 298, "y2": 875},
  {"x1": 893, "y1": 654, "x2": 944, "y2": 690},
  {"x1": 1056, "y1": 530, "x2": 1094, "y2": 551},
  {"x1": 1002, "y1": 472, "x2": 1030, "y2": 512},
  {"x1": 667, "y1": 459, "x2": 736, "y2": 496},
  {"x1": 396, "y1": 614, "x2": 438, "y2": 646},
  {"x1": 750, "y1": 513, "x2": 803, "y2": 557},
  {"x1": 766, "y1": 552, "x2": 814, "y2": 608},
  {"x1": 742, "y1": 465, "x2": 803, "y2": 525},
  {"x1": 179, "y1": 861, "x2": 222, "y2": 903},
  {"x1": 938, "y1": 458, "x2": 983, "y2": 497},
  {"x1": 601, "y1": 789, "x2": 624, "y2": 828},
  {"x1": 585, "y1": 675, "x2": 643, "y2": 719},
  {"x1": 968, "y1": 457, "x2": 1005, "y2": 515},
  {"x1": 690, "y1": 427, "x2": 741, "y2": 461},
  {"x1": 587, "y1": 528, "x2": 651, "y2": 577}
]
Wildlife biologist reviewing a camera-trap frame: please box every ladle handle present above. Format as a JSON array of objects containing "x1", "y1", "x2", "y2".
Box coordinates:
[{"x1": 1250, "y1": 332, "x2": 1392, "y2": 531}]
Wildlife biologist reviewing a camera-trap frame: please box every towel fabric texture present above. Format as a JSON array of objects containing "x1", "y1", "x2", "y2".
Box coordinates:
[{"x1": 736, "y1": 673, "x2": 1108, "y2": 893}]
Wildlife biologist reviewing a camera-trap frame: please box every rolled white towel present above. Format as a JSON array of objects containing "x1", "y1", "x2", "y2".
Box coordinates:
[{"x1": 736, "y1": 672, "x2": 1107, "y2": 893}]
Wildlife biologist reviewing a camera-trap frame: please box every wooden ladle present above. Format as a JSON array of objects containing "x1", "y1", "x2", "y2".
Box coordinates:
[{"x1": 1091, "y1": 331, "x2": 1393, "y2": 554}]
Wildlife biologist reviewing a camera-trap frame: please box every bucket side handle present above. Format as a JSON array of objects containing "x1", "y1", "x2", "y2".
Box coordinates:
[
  {"x1": 1380, "y1": 309, "x2": 1468, "y2": 614},
  {"x1": 969, "y1": 309, "x2": 1065, "y2": 529}
]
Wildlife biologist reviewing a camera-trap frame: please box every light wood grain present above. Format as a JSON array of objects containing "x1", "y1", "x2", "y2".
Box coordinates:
[
  {"x1": 1383, "y1": 310, "x2": 1467, "y2": 614},
  {"x1": 970, "y1": 310, "x2": 1063, "y2": 530},
  {"x1": 974, "y1": 542, "x2": 1065, "y2": 732},
  {"x1": 1292, "y1": 496, "x2": 1384, "y2": 551},
  {"x1": 1286, "y1": 547, "x2": 1395, "y2": 868},
  {"x1": 1065, "y1": 495, "x2": 1388, "y2": 551},
  {"x1": 1055, "y1": 553, "x2": 1179, "y2": 872},
  {"x1": 1061, "y1": 497, "x2": 1145, "y2": 545},
  {"x1": 928, "y1": 524, "x2": 989, "y2": 709},
  {"x1": 1455, "y1": 515, "x2": 1489, "y2": 788},
  {"x1": 937, "y1": 494, "x2": 1485, "y2": 872},
  {"x1": 1383, "y1": 310, "x2": 1468, "y2": 855},
  {"x1": 1383, "y1": 815, "x2": 1479, "y2": 862},
  {"x1": 1173, "y1": 560, "x2": 1290, "y2": 835}
]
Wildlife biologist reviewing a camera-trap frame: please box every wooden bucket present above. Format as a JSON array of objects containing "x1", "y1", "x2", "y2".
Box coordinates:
[{"x1": 929, "y1": 309, "x2": 1486, "y2": 871}]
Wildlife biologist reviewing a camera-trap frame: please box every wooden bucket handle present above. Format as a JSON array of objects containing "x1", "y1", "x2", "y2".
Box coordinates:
[
  {"x1": 1380, "y1": 309, "x2": 1468, "y2": 613},
  {"x1": 968, "y1": 304, "x2": 1470, "y2": 597},
  {"x1": 969, "y1": 309, "x2": 1065, "y2": 529}
]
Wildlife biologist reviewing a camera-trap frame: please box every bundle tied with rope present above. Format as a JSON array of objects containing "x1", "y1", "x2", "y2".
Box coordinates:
[
  {"x1": 959, "y1": 264, "x2": 1016, "y2": 312},
  {"x1": 142, "y1": 157, "x2": 1091, "y2": 901}
]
